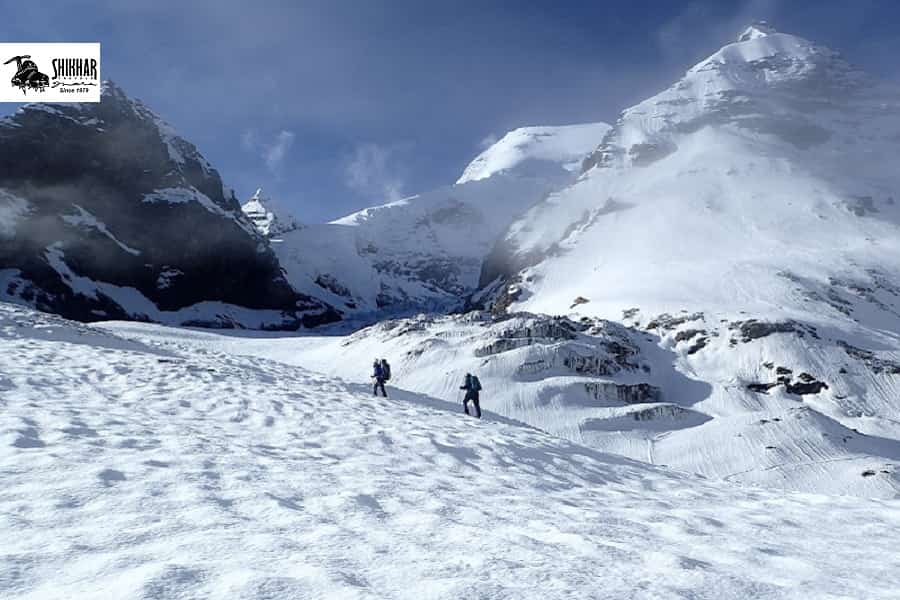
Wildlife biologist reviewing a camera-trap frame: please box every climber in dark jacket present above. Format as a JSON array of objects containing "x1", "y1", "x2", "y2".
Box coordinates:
[
  {"x1": 372, "y1": 359, "x2": 387, "y2": 397},
  {"x1": 460, "y1": 372, "x2": 482, "y2": 418}
]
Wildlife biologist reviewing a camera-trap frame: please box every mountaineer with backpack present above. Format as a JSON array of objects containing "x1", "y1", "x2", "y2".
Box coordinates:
[
  {"x1": 460, "y1": 372, "x2": 482, "y2": 418},
  {"x1": 372, "y1": 358, "x2": 391, "y2": 397}
]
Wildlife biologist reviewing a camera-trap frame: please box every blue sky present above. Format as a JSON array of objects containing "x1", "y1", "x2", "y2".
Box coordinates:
[{"x1": 4, "y1": 0, "x2": 900, "y2": 221}]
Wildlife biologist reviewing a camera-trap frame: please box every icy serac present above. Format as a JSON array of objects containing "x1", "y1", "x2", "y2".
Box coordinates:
[
  {"x1": 268, "y1": 122, "x2": 610, "y2": 318},
  {"x1": 0, "y1": 82, "x2": 337, "y2": 329},
  {"x1": 326, "y1": 25, "x2": 900, "y2": 496}
]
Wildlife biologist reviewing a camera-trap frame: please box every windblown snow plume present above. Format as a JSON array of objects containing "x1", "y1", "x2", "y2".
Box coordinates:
[{"x1": 457, "y1": 123, "x2": 612, "y2": 184}]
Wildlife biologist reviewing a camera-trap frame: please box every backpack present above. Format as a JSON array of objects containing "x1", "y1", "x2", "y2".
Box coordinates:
[
  {"x1": 381, "y1": 359, "x2": 391, "y2": 381},
  {"x1": 472, "y1": 375, "x2": 482, "y2": 391}
]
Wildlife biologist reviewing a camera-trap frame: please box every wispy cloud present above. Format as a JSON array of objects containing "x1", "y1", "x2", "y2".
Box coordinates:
[
  {"x1": 264, "y1": 131, "x2": 296, "y2": 173},
  {"x1": 343, "y1": 143, "x2": 407, "y2": 202},
  {"x1": 240, "y1": 129, "x2": 296, "y2": 175},
  {"x1": 478, "y1": 133, "x2": 499, "y2": 151},
  {"x1": 656, "y1": 0, "x2": 782, "y2": 68}
]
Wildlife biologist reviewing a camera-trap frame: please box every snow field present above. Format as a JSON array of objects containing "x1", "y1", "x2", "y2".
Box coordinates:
[{"x1": 2, "y1": 305, "x2": 895, "y2": 597}]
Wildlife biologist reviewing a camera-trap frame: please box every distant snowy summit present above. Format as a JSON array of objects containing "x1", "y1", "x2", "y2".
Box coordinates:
[
  {"x1": 457, "y1": 123, "x2": 611, "y2": 184},
  {"x1": 267, "y1": 120, "x2": 611, "y2": 318},
  {"x1": 241, "y1": 188, "x2": 300, "y2": 238},
  {"x1": 737, "y1": 20, "x2": 777, "y2": 42},
  {"x1": 0, "y1": 81, "x2": 337, "y2": 328},
  {"x1": 581, "y1": 22, "x2": 871, "y2": 173}
]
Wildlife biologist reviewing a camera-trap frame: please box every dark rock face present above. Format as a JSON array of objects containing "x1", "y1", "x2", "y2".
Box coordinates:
[
  {"x1": 746, "y1": 365, "x2": 829, "y2": 396},
  {"x1": 0, "y1": 82, "x2": 338, "y2": 328},
  {"x1": 685, "y1": 337, "x2": 709, "y2": 355},
  {"x1": 837, "y1": 340, "x2": 900, "y2": 374},
  {"x1": 627, "y1": 141, "x2": 677, "y2": 166},
  {"x1": 645, "y1": 312, "x2": 705, "y2": 332},
  {"x1": 628, "y1": 404, "x2": 685, "y2": 421},
  {"x1": 674, "y1": 328, "x2": 703, "y2": 343},
  {"x1": 569, "y1": 296, "x2": 590, "y2": 309},
  {"x1": 584, "y1": 381, "x2": 662, "y2": 405},
  {"x1": 673, "y1": 328, "x2": 709, "y2": 355},
  {"x1": 474, "y1": 315, "x2": 577, "y2": 357},
  {"x1": 785, "y1": 378, "x2": 829, "y2": 395},
  {"x1": 728, "y1": 319, "x2": 818, "y2": 344},
  {"x1": 580, "y1": 404, "x2": 709, "y2": 431},
  {"x1": 747, "y1": 382, "x2": 779, "y2": 394},
  {"x1": 315, "y1": 274, "x2": 353, "y2": 301},
  {"x1": 474, "y1": 314, "x2": 650, "y2": 383},
  {"x1": 733, "y1": 320, "x2": 796, "y2": 341}
]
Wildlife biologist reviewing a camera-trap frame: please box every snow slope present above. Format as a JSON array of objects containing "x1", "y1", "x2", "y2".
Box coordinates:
[
  {"x1": 145, "y1": 310, "x2": 900, "y2": 498},
  {"x1": 267, "y1": 123, "x2": 609, "y2": 319},
  {"x1": 4, "y1": 302, "x2": 896, "y2": 598}
]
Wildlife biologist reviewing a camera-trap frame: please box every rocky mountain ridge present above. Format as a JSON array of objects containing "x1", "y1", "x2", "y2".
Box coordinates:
[{"x1": 0, "y1": 81, "x2": 337, "y2": 328}]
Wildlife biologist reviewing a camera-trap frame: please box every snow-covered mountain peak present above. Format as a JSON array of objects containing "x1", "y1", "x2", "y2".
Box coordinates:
[
  {"x1": 457, "y1": 123, "x2": 611, "y2": 184},
  {"x1": 6, "y1": 79, "x2": 227, "y2": 185},
  {"x1": 691, "y1": 27, "x2": 832, "y2": 78},
  {"x1": 241, "y1": 187, "x2": 300, "y2": 238},
  {"x1": 468, "y1": 27, "x2": 900, "y2": 488},
  {"x1": 578, "y1": 24, "x2": 872, "y2": 174},
  {"x1": 737, "y1": 20, "x2": 777, "y2": 42}
]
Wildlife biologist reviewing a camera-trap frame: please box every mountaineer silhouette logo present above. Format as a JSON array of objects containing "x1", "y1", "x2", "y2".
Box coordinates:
[
  {"x1": 4, "y1": 55, "x2": 50, "y2": 95},
  {"x1": 0, "y1": 43, "x2": 100, "y2": 102}
]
